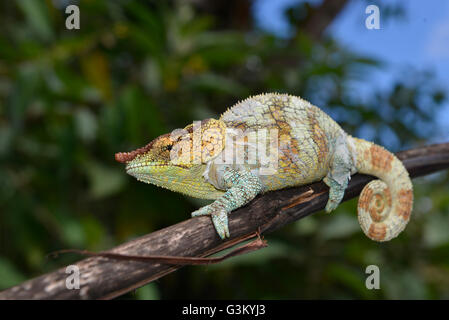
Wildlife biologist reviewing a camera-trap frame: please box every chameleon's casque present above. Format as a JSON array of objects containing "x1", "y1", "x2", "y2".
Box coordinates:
[{"x1": 116, "y1": 93, "x2": 413, "y2": 241}]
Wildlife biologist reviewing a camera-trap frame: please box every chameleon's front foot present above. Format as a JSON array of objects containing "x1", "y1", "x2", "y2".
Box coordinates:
[
  {"x1": 192, "y1": 205, "x2": 230, "y2": 239},
  {"x1": 192, "y1": 168, "x2": 263, "y2": 240}
]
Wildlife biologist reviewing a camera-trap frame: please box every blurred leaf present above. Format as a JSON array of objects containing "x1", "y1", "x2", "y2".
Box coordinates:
[
  {"x1": 187, "y1": 73, "x2": 246, "y2": 96},
  {"x1": 294, "y1": 215, "x2": 319, "y2": 236},
  {"x1": 318, "y1": 213, "x2": 360, "y2": 240},
  {"x1": 0, "y1": 125, "x2": 13, "y2": 156},
  {"x1": 74, "y1": 108, "x2": 98, "y2": 142},
  {"x1": 0, "y1": 257, "x2": 26, "y2": 289},
  {"x1": 85, "y1": 161, "x2": 127, "y2": 199},
  {"x1": 383, "y1": 269, "x2": 429, "y2": 299},
  {"x1": 325, "y1": 263, "x2": 373, "y2": 299},
  {"x1": 17, "y1": 0, "x2": 54, "y2": 42},
  {"x1": 423, "y1": 212, "x2": 449, "y2": 248},
  {"x1": 80, "y1": 215, "x2": 107, "y2": 249},
  {"x1": 135, "y1": 283, "x2": 160, "y2": 300},
  {"x1": 60, "y1": 218, "x2": 85, "y2": 248},
  {"x1": 81, "y1": 52, "x2": 112, "y2": 100}
]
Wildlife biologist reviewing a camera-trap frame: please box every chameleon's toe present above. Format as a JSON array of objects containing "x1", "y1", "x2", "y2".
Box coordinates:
[
  {"x1": 325, "y1": 200, "x2": 338, "y2": 213},
  {"x1": 324, "y1": 175, "x2": 347, "y2": 213},
  {"x1": 211, "y1": 209, "x2": 230, "y2": 239},
  {"x1": 191, "y1": 206, "x2": 211, "y2": 217},
  {"x1": 191, "y1": 205, "x2": 230, "y2": 239}
]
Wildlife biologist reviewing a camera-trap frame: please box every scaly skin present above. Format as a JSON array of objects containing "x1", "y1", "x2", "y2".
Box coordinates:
[{"x1": 116, "y1": 93, "x2": 413, "y2": 241}]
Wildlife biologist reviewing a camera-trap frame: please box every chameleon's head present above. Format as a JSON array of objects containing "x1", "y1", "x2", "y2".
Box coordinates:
[{"x1": 115, "y1": 118, "x2": 227, "y2": 199}]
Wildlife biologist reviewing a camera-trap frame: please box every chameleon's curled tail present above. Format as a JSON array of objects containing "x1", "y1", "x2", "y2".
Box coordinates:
[{"x1": 349, "y1": 137, "x2": 413, "y2": 242}]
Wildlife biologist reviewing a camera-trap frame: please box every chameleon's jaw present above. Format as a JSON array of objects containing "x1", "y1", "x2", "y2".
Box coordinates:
[
  {"x1": 125, "y1": 159, "x2": 195, "y2": 185},
  {"x1": 126, "y1": 161, "x2": 174, "y2": 181},
  {"x1": 123, "y1": 158, "x2": 223, "y2": 200}
]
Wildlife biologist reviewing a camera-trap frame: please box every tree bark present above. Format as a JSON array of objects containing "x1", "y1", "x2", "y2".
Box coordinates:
[{"x1": 0, "y1": 142, "x2": 448, "y2": 300}]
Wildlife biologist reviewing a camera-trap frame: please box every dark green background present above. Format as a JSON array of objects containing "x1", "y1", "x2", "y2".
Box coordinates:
[{"x1": 0, "y1": 0, "x2": 448, "y2": 299}]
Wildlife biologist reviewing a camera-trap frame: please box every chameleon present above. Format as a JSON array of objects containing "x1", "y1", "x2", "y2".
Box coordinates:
[{"x1": 115, "y1": 93, "x2": 413, "y2": 242}]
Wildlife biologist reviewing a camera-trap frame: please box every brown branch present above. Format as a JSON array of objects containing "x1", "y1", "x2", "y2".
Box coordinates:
[{"x1": 1, "y1": 142, "x2": 448, "y2": 300}]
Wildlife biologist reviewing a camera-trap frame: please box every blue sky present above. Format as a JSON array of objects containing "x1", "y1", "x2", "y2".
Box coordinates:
[{"x1": 253, "y1": 0, "x2": 449, "y2": 143}]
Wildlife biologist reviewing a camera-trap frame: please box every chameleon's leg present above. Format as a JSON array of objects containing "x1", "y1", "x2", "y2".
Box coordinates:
[
  {"x1": 323, "y1": 142, "x2": 354, "y2": 213},
  {"x1": 191, "y1": 168, "x2": 263, "y2": 239}
]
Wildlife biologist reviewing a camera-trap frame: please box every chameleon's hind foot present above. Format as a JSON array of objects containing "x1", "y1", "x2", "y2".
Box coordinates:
[
  {"x1": 325, "y1": 198, "x2": 339, "y2": 213},
  {"x1": 323, "y1": 176, "x2": 347, "y2": 213},
  {"x1": 192, "y1": 206, "x2": 230, "y2": 239}
]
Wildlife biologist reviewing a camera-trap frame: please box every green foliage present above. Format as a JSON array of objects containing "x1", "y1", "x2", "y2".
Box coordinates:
[{"x1": 0, "y1": 0, "x2": 448, "y2": 299}]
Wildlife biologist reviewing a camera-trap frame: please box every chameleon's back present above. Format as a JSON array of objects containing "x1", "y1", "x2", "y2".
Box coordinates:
[
  {"x1": 219, "y1": 93, "x2": 413, "y2": 242},
  {"x1": 220, "y1": 93, "x2": 344, "y2": 190}
]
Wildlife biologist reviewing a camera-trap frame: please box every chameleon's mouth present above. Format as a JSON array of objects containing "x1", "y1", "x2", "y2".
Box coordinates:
[
  {"x1": 115, "y1": 142, "x2": 170, "y2": 178},
  {"x1": 125, "y1": 161, "x2": 190, "y2": 176},
  {"x1": 124, "y1": 162, "x2": 170, "y2": 186},
  {"x1": 124, "y1": 160, "x2": 192, "y2": 183},
  {"x1": 125, "y1": 161, "x2": 168, "y2": 174}
]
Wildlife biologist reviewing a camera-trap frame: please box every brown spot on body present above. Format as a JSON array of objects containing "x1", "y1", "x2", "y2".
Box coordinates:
[
  {"x1": 358, "y1": 187, "x2": 373, "y2": 211},
  {"x1": 369, "y1": 194, "x2": 385, "y2": 222},
  {"x1": 225, "y1": 120, "x2": 247, "y2": 131},
  {"x1": 359, "y1": 184, "x2": 392, "y2": 222},
  {"x1": 385, "y1": 187, "x2": 392, "y2": 207},
  {"x1": 267, "y1": 102, "x2": 302, "y2": 172},
  {"x1": 396, "y1": 189, "x2": 413, "y2": 220},
  {"x1": 368, "y1": 223, "x2": 387, "y2": 241},
  {"x1": 369, "y1": 144, "x2": 394, "y2": 172},
  {"x1": 370, "y1": 207, "x2": 383, "y2": 222},
  {"x1": 307, "y1": 107, "x2": 329, "y2": 165}
]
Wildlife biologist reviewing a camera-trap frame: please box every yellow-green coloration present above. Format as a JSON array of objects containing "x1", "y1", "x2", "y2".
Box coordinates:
[
  {"x1": 116, "y1": 93, "x2": 413, "y2": 241},
  {"x1": 123, "y1": 119, "x2": 227, "y2": 200}
]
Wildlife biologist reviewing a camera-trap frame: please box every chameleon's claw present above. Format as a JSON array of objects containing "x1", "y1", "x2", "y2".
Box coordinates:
[
  {"x1": 191, "y1": 206, "x2": 210, "y2": 217},
  {"x1": 192, "y1": 206, "x2": 230, "y2": 239}
]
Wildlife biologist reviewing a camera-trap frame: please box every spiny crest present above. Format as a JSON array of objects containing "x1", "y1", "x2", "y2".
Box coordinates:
[{"x1": 221, "y1": 92, "x2": 311, "y2": 118}]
